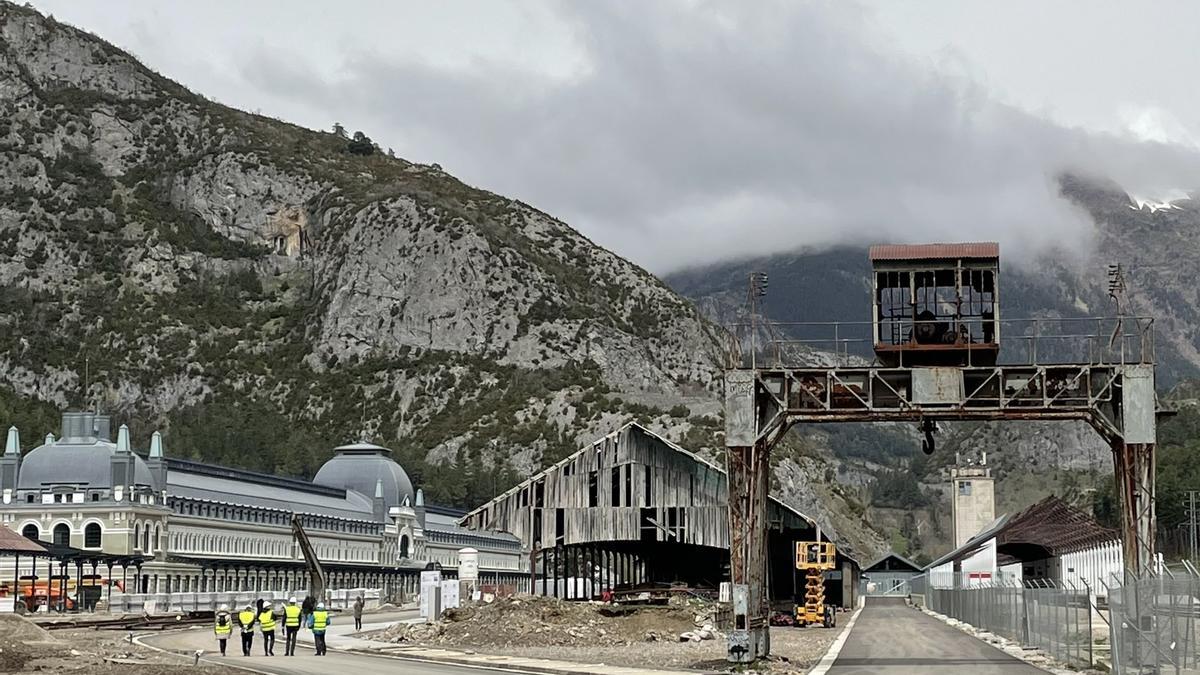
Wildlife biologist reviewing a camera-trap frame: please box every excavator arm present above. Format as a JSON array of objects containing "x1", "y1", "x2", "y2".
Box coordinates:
[{"x1": 291, "y1": 514, "x2": 326, "y2": 602}]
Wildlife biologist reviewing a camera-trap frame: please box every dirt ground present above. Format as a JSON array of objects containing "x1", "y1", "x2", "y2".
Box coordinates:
[
  {"x1": 0, "y1": 615, "x2": 221, "y2": 674},
  {"x1": 373, "y1": 594, "x2": 847, "y2": 672},
  {"x1": 465, "y1": 624, "x2": 845, "y2": 672},
  {"x1": 376, "y1": 594, "x2": 719, "y2": 648}
]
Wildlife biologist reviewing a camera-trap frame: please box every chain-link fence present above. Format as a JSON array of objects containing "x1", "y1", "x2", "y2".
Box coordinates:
[
  {"x1": 910, "y1": 567, "x2": 1200, "y2": 674},
  {"x1": 1105, "y1": 568, "x2": 1200, "y2": 674},
  {"x1": 912, "y1": 573, "x2": 1095, "y2": 669}
]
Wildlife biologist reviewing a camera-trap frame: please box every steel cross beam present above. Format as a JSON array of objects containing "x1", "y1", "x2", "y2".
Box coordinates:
[{"x1": 723, "y1": 363, "x2": 1158, "y2": 663}]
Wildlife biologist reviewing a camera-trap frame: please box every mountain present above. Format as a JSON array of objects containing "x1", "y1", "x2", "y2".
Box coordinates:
[
  {"x1": 667, "y1": 173, "x2": 1200, "y2": 559},
  {"x1": 0, "y1": 3, "x2": 729, "y2": 500},
  {"x1": 0, "y1": 3, "x2": 894, "y2": 558}
]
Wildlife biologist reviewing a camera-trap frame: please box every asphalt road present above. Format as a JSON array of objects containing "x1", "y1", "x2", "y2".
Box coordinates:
[
  {"x1": 826, "y1": 598, "x2": 1046, "y2": 675},
  {"x1": 142, "y1": 610, "x2": 533, "y2": 675}
]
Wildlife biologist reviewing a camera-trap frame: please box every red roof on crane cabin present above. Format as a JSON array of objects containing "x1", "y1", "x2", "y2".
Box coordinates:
[{"x1": 869, "y1": 242, "x2": 999, "y2": 262}]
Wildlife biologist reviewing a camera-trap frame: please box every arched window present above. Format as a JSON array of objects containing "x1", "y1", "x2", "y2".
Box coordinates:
[
  {"x1": 53, "y1": 523, "x2": 70, "y2": 547},
  {"x1": 134, "y1": 523, "x2": 142, "y2": 550},
  {"x1": 84, "y1": 523, "x2": 102, "y2": 548},
  {"x1": 399, "y1": 535, "x2": 410, "y2": 559},
  {"x1": 143, "y1": 523, "x2": 151, "y2": 553},
  {"x1": 21, "y1": 524, "x2": 39, "y2": 540},
  {"x1": 154, "y1": 524, "x2": 161, "y2": 553}
]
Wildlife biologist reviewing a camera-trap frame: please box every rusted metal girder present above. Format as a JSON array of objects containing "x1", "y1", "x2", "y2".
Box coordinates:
[
  {"x1": 1113, "y1": 441, "x2": 1156, "y2": 579},
  {"x1": 724, "y1": 363, "x2": 1158, "y2": 663},
  {"x1": 726, "y1": 442, "x2": 771, "y2": 662}
]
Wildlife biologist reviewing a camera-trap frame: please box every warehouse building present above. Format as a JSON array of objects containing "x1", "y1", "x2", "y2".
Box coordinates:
[
  {"x1": 461, "y1": 423, "x2": 861, "y2": 610},
  {"x1": 861, "y1": 552, "x2": 922, "y2": 597}
]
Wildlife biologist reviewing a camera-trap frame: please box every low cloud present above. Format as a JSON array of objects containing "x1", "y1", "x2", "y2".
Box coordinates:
[{"x1": 234, "y1": 2, "x2": 1200, "y2": 273}]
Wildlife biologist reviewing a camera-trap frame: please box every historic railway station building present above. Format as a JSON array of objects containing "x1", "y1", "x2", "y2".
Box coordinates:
[{"x1": 0, "y1": 411, "x2": 526, "y2": 611}]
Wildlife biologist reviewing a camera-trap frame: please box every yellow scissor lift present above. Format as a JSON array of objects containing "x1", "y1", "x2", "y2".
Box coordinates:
[{"x1": 795, "y1": 541, "x2": 837, "y2": 628}]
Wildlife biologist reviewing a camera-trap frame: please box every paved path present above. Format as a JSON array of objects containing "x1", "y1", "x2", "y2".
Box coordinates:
[
  {"x1": 143, "y1": 609, "x2": 701, "y2": 675},
  {"x1": 826, "y1": 598, "x2": 1046, "y2": 675}
]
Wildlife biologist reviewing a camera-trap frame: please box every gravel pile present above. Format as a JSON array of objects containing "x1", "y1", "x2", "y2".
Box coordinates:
[
  {"x1": 0, "y1": 614, "x2": 64, "y2": 671},
  {"x1": 379, "y1": 594, "x2": 721, "y2": 648}
]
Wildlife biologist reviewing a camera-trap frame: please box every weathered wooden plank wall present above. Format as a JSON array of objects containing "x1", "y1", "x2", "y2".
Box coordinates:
[{"x1": 462, "y1": 424, "x2": 814, "y2": 551}]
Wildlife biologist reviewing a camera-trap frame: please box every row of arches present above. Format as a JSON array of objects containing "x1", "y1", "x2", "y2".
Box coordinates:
[
  {"x1": 132, "y1": 521, "x2": 162, "y2": 554},
  {"x1": 20, "y1": 521, "x2": 103, "y2": 549},
  {"x1": 171, "y1": 531, "x2": 292, "y2": 558}
]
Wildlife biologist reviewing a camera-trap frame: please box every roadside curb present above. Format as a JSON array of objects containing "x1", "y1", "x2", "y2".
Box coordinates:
[
  {"x1": 915, "y1": 605, "x2": 1061, "y2": 674},
  {"x1": 807, "y1": 606, "x2": 861, "y2": 675},
  {"x1": 329, "y1": 642, "x2": 710, "y2": 675},
  {"x1": 131, "y1": 630, "x2": 273, "y2": 674}
]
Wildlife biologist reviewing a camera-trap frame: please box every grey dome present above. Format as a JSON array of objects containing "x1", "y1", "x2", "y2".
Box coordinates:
[
  {"x1": 17, "y1": 438, "x2": 156, "y2": 490},
  {"x1": 313, "y1": 442, "x2": 414, "y2": 511}
]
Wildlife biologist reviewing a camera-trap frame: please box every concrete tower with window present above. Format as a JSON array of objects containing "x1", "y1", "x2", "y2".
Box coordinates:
[{"x1": 951, "y1": 455, "x2": 995, "y2": 548}]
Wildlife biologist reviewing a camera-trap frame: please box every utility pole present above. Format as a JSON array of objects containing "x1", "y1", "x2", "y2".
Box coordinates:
[{"x1": 1185, "y1": 491, "x2": 1199, "y2": 562}]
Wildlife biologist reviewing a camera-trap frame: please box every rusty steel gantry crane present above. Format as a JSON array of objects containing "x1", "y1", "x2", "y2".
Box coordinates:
[{"x1": 724, "y1": 242, "x2": 1158, "y2": 662}]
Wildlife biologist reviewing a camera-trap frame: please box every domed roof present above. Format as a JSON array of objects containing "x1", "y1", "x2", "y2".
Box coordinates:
[
  {"x1": 312, "y1": 441, "x2": 414, "y2": 511},
  {"x1": 17, "y1": 437, "x2": 156, "y2": 491}
]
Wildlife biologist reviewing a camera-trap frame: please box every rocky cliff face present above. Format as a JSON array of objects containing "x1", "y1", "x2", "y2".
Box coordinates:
[
  {"x1": 0, "y1": 3, "x2": 901, "y2": 558},
  {"x1": 0, "y1": 3, "x2": 730, "y2": 495}
]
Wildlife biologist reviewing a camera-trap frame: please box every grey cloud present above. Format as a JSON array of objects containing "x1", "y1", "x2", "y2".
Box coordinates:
[{"x1": 236, "y1": 1, "x2": 1200, "y2": 273}]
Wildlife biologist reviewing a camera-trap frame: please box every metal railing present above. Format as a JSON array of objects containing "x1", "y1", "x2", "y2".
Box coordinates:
[
  {"x1": 727, "y1": 316, "x2": 1155, "y2": 369},
  {"x1": 911, "y1": 572, "x2": 1095, "y2": 669}
]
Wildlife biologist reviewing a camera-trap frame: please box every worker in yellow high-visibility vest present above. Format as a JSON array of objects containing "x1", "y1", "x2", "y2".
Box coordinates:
[
  {"x1": 283, "y1": 597, "x2": 302, "y2": 656},
  {"x1": 258, "y1": 600, "x2": 277, "y2": 656},
  {"x1": 237, "y1": 604, "x2": 257, "y2": 656},
  {"x1": 213, "y1": 604, "x2": 232, "y2": 656},
  {"x1": 307, "y1": 602, "x2": 331, "y2": 656}
]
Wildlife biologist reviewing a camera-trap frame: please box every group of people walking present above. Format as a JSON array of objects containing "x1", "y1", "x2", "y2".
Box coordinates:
[{"x1": 213, "y1": 595, "x2": 359, "y2": 657}]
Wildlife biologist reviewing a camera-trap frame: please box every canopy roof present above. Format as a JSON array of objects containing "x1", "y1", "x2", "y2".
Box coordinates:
[
  {"x1": 869, "y1": 242, "x2": 999, "y2": 262},
  {"x1": 0, "y1": 525, "x2": 46, "y2": 554}
]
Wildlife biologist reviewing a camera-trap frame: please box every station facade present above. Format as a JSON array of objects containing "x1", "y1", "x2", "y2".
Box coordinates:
[{"x1": 0, "y1": 411, "x2": 527, "y2": 610}]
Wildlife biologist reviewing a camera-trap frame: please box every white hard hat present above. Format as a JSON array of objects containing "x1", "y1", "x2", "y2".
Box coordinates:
[
  {"x1": 316, "y1": 602, "x2": 325, "y2": 610},
  {"x1": 289, "y1": 597, "x2": 297, "y2": 604},
  {"x1": 219, "y1": 604, "x2": 228, "y2": 612}
]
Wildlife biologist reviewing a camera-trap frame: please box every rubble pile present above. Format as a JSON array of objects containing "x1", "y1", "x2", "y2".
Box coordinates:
[
  {"x1": 380, "y1": 594, "x2": 724, "y2": 648},
  {"x1": 0, "y1": 614, "x2": 65, "y2": 670}
]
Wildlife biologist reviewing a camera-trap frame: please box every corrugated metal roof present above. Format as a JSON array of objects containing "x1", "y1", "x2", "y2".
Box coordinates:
[
  {"x1": 869, "y1": 242, "x2": 999, "y2": 261},
  {"x1": 0, "y1": 525, "x2": 47, "y2": 554},
  {"x1": 924, "y1": 496, "x2": 1116, "y2": 570},
  {"x1": 998, "y1": 496, "x2": 1117, "y2": 555}
]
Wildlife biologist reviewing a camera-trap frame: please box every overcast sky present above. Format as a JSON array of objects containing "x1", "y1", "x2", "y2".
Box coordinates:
[{"x1": 29, "y1": 0, "x2": 1200, "y2": 273}]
